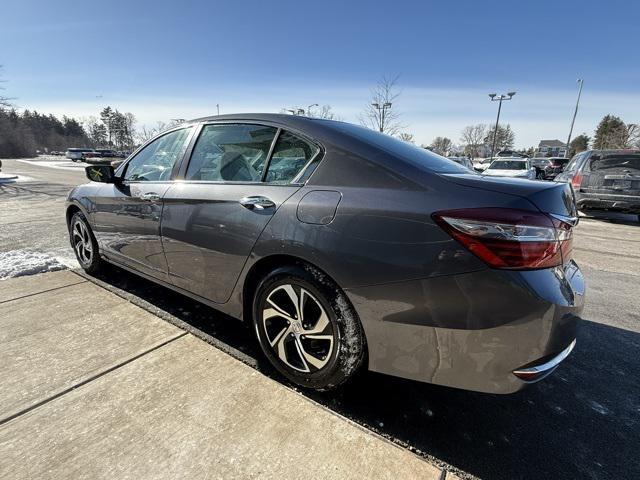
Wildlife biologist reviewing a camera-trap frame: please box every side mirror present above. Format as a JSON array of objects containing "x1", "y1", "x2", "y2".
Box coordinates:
[{"x1": 85, "y1": 165, "x2": 118, "y2": 183}]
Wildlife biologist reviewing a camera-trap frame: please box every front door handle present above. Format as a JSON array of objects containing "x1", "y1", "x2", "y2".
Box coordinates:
[
  {"x1": 240, "y1": 195, "x2": 275, "y2": 210},
  {"x1": 140, "y1": 192, "x2": 161, "y2": 202}
]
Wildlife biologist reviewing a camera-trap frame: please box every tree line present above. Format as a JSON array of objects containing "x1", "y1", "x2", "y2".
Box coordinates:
[
  {"x1": 0, "y1": 109, "x2": 90, "y2": 158},
  {"x1": 1, "y1": 66, "x2": 639, "y2": 159}
]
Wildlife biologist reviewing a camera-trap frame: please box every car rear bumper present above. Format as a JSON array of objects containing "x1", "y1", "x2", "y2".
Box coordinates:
[
  {"x1": 345, "y1": 260, "x2": 584, "y2": 394},
  {"x1": 576, "y1": 191, "x2": 640, "y2": 213}
]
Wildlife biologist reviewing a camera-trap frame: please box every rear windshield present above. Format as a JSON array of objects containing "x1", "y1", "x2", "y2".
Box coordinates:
[
  {"x1": 531, "y1": 158, "x2": 550, "y2": 167},
  {"x1": 326, "y1": 122, "x2": 470, "y2": 174},
  {"x1": 590, "y1": 155, "x2": 640, "y2": 171},
  {"x1": 490, "y1": 160, "x2": 527, "y2": 170}
]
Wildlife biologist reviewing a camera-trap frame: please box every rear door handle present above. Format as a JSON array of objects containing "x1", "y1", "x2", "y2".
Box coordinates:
[
  {"x1": 140, "y1": 192, "x2": 161, "y2": 202},
  {"x1": 240, "y1": 195, "x2": 275, "y2": 210}
]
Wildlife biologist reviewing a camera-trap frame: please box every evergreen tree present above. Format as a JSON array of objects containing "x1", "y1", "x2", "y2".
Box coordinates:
[
  {"x1": 569, "y1": 134, "x2": 590, "y2": 157},
  {"x1": 593, "y1": 115, "x2": 627, "y2": 149}
]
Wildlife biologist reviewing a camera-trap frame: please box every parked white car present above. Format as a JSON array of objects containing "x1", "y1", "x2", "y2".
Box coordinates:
[
  {"x1": 482, "y1": 158, "x2": 536, "y2": 179},
  {"x1": 65, "y1": 148, "x2": 94, "y2": 162},
  {"x1": 474, "y1": 157, "x2": 497, "y2": 172}
]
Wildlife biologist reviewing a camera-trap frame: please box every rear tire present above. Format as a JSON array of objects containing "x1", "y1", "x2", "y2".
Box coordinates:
[
  {"x1": 252, "y1": 264, "x2": 366, "y2": 391},
  {"x1": 69, "y1": 212, "x2": 103, "y2": 273}
]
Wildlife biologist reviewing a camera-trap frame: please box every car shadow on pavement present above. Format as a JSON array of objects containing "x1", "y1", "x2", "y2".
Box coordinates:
[{"x1": 84, "y1": 264, "x2": 639, "y2": 480}]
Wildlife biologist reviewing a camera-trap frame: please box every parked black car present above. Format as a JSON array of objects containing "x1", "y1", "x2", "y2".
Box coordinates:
[
  {"x1": 555, "y1": 149, "x2": 640, "y2": 217},
  {"x1": 67, "y1": 114, "x2": 583, "y2": 394},
  {"x1": 531, "y1": 157, "x2": 570, "y2": 180},
  {"x1": 85, "y1": 148, "x2": 118, "y2": 158}
]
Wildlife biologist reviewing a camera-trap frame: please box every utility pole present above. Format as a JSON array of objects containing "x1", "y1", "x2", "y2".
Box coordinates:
[
  {"x1": 372, "y1": 102, "x2": 392, "y2": 133},
  {"x1": 565, "y1": 79, "x2": 584, "y2": 158},
  {"x1": 488, "y1": 92, "x2": 516, "y2": 158}
]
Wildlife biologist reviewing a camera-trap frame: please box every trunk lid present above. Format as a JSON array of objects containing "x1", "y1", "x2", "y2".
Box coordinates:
[{"x1": 440, "y1": 173, "x2": 578, "y2": 218}]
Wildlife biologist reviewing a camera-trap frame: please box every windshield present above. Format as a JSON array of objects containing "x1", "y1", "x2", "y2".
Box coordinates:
[
  {"x1": 325, "y1": 121, "x2": 470, "y2": 174},
  {"x1": 489, "y1": 160, "x2": 528, "y2": 170}
]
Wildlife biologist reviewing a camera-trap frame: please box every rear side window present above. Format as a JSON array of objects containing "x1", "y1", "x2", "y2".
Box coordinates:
[
  {"x1": 590, "y1": 155, "x2": 640, "y2": 171},
  {"x1": 564, "y1": 153, "x2": 585, "y2": 172},
  {"x1": 265, "y1": 131, "x2": 319, "y2": 184},
  {"x1": 327, "y1": 121, "x2": 469, "y2": 174},
  {"x1": 186, "y1": 124, "x2": 278, "y2": 182}
]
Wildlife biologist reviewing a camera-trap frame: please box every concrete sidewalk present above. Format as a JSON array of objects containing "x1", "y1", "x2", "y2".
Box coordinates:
[{"x1": 0, "y1": 270, "x2": 447, "y2": 479}]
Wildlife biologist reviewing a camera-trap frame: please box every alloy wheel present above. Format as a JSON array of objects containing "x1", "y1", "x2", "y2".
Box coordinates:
[
  {"x1": 261, "y1": 284, "x2": 335, "y2": 373},
  {"x1": 72, "y1": 219, "x2": 93, "y2": 266}
]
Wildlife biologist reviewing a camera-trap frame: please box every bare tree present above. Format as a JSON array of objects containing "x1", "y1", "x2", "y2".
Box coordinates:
[
  {"x1": 430, "y1": 136, "x2": 453, "y2": 156},
  {"x1": 0, "y1": 65, "x2": 14, "y2": 108},
  {"x1": 359, "y1": 75, "x2": 404, "y2": 135},
  {"x1": 622, "y1": 123, "x2": 639, "y2": 148},
  {"x1": 398, "y1": 132, "x2": 415, "y2": 143},
  {"x1": 307, "y1": 104, "x2": 340, "y2": 120},
  {"x1": 632, "y1": 124, "x2": 640, "y2": 148},
  {"x1": 483, "y1": 124, "x2": 515, "y2": 152},
  {"x1": 136, "y1": 120, "x2": 181, "y2": 143},
  {"x1": 460, "y1": 124, "x2": 487, "y2": 159}
]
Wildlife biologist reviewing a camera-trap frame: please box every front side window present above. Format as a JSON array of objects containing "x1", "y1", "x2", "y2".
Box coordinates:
[
  {"x1": 186, "y1": 124, "x2": 278, "y2": 182},
  {"x1": 265, "y1": 131, "x2": 319, "y2": 184},
  {"x1": 124, "y1": 128, "x2": 192, "y2": 181}
]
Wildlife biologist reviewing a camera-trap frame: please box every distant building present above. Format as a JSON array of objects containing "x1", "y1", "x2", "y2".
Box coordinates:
[{"x1": 535, "y1": 139, "x2": 567, "y2": 157}]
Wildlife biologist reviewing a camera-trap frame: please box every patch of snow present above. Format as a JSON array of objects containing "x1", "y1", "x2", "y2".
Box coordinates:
[
  {"x1": 17, "y1": 159, "x2": 85, "y2": 172},
  {"x1": 0, "y1": 250, "x2": 67, "y2": 280}
]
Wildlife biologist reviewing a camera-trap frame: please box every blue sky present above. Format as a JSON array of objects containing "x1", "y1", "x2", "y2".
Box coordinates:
[{"x1": 1, "y1": 0, "x2": 639, "y2": 147}]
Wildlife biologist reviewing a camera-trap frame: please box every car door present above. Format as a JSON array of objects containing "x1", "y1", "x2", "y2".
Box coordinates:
[
  {"x1": 91, "y1": 126, "x2": 194, "y2": 280},
  {"x1": 161, "y1": 123, "x2": 320, "y2": 303}
]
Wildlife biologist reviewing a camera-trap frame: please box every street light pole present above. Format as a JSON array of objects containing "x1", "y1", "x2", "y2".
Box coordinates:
[
  {"x1": 372, "y1": 102, "x2": 392, "y2": 133},
  {"x1": 565, "y1": 79, "x2": 584, "y2": 158},
  {"x1": 488, "y1": 92, "x2": 516, "y2": 159},
  {"x1": 307, "y1": 103, "x2": 318, "y2": 117}
]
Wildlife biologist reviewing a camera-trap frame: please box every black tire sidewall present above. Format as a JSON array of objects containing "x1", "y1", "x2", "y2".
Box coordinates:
[
  {"x1": 252, "y1": 264, "x2": 365, "y2": 391},
  {"x1": 70, "y1": 212, "x2": 102, "y2": 273}
]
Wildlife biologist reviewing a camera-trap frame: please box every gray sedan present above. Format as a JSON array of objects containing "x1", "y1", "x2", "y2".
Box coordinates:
[{"x1": 67, "y1": 114, "x2": 584, "y2": 393}]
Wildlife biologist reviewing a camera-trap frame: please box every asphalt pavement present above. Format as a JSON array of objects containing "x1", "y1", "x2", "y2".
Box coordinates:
[{"x1": 1, "y1": 156, "x2": 639, "y2": 480}]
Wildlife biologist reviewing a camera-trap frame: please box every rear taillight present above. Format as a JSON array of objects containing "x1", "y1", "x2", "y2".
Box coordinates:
[
  {"x1": 433, "y1": 208, "x2": 573, "y2": 270},
  {"x1": 570, "y1": 172, "x2": 583, "y2": 190}
]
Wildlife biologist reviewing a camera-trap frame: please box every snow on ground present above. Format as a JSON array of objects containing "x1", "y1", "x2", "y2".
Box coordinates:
[
  {"x1": 16, "y1": 159, "x2": 86, "y2": 172},
  {"x1": 0, "y1": 250, "x2": 68, "y2": 280}
]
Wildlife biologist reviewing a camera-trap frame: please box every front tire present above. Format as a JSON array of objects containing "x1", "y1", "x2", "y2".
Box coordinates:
[
  {"x1": 69, "y1": 212, "x2": 103, "y2": 273},
  {"x1": 252, "y1": 264, "x2": 366, "y2": 391}
]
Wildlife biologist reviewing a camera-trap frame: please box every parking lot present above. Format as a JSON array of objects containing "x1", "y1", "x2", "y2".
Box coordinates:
[{"x1": 1, "y1": 156, "x2": 639, "y2": 479}]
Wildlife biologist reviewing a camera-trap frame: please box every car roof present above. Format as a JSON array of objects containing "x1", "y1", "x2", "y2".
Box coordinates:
[{"x1": 186, "y1": 113, "x2": 328, "y2": 128}]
